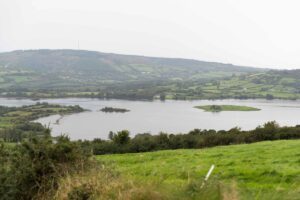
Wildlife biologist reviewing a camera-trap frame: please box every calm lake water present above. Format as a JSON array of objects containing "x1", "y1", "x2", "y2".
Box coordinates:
[{"x1": 1, "y1": 98, "x2": 300, "y2": 140}]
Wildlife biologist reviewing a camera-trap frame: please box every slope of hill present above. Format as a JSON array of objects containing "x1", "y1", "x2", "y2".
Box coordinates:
[
  {"x1": 1, "y1": 49, "x2": 299, "y2": 100},
  {"x1": 0, "y1": 49, "x2": 261, "y2": 93},
  {"x1": 93, "y1": 69, "x2": 300, "y2": 100},
  {"x1": 100, "y1": 139, "x2": 300, "y2": 200}
]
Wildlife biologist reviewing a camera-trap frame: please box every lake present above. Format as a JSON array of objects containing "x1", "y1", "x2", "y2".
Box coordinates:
[{"x1": 1, "y1": 98, "x2": 300, "y2": 140}]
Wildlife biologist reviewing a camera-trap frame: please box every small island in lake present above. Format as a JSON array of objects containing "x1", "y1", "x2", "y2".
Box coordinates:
[
  {"x1": 194, "y1": 105, "x2": 261, "y2": 112},
  {"x1": 100, "y1": 107, "x2": 130, "y2": 113}
]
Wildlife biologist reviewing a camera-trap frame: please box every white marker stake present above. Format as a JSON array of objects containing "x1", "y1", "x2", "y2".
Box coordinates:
[
  {"x1": 201, "y1": 164, "x2": 215, "y2": 188},
  {"x1": 205, "y1": 165, "x2": 215, "y2": 181}
]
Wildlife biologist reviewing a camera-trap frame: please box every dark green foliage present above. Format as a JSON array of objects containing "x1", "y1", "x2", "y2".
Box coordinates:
[
  {"x1": 100, "y1": 107, "x2": 130, "y2": 113},
  {"x1": 0, "y1": 122, "x2": 48, "y2": 142},
  {"x1": 108, "y1": 131, "x2": 114, "y2": 140},
  {"x1": 266, "y1": 94, "x2": 274, "y2": 100},
  {"x1": 0, "y1": 136, "x2": 91, "y2": 200},
  {"x1": 112, "y1": 130, "x2": 130, "y2": 145},
  {"x1": 209, "y1": 105, "x2": 222, "y2": 112},
  {"x1": 0, "y1": 142, "x2": 12, "y2": 199},
  {"x1": 87, "y1": 121, "x2": 300, "y2": 155},
  {"x1": 159, "y1": 93, "x2": 166, "y2": 101}
]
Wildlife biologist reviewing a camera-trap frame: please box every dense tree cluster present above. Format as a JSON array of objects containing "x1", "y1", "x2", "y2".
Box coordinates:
[
  {"x1": 100, "y1": 107, "x2": 130, "y2": 113},
  {"x1": 80, "y1": 122, "x2": 300, "y2": 155},
  {"x1": 0, "y1": 122, "x2": 49, "y2": 142}
]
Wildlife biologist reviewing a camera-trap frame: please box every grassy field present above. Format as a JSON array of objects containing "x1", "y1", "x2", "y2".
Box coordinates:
[
  {"x1": 99, "y1": 140, "x2": 300, "y2": 200},
  {"x1": 194, "y1": 105, "x2": 260, "y2": 112}
]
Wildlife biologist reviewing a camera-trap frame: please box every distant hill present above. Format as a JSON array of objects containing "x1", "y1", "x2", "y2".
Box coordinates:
[
  {"x1": 0, "y1": 49, "x2": 277, "y2": 99},
  {"x1": 0, "y1": 49, "x2": 261, "y2": 83}
]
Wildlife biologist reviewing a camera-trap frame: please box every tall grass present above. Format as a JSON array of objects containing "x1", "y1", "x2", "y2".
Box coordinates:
[{"x1": 54, "y1": 164, "x2": 165, "y2": 200}]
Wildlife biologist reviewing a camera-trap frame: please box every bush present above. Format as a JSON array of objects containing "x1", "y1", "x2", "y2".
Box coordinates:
[{"x1": 0, "y1": 135, "x2": 91, "y2": 200}]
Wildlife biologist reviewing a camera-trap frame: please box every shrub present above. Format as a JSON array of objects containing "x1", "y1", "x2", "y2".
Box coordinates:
[{"x1": 0, "y1": 135, "x2": 91, "y2": 200}]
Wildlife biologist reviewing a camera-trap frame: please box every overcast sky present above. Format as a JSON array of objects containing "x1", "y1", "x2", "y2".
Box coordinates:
[{"x1": 1, "y1": 0, "x2": 300, "y2": 69}]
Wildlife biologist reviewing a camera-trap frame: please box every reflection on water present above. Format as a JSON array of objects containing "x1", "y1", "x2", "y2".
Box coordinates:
[{"x1": 1, "y1": 98, "x2": 300, "y2": 140}]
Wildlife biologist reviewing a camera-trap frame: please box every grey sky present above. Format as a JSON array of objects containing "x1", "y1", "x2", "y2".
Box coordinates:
[{"x1": 1, "y1": 0, "x2": 299, "y2": 69}]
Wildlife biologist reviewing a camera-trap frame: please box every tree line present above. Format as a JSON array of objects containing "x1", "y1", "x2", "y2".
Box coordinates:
[{"x1": 78, "y1": 121, "x2": 300, "y2": 155}]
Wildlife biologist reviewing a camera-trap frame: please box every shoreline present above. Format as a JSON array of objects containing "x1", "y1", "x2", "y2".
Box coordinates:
[{"x1": 1, "y1": 96, "x2": 300, "y2": 103}]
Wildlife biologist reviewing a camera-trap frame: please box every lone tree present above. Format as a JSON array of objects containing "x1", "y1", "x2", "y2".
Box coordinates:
[
  {"x1": 210, "y1": 105, "x2": 222, "y2": 112},
  {"x1": 112, "y1": 130, "x2": 130, "y2": 145},
  {"x1": 266, "y1": 94, "x2": 274, "y2": 100},
  {"x1": 108, "y1": 131, "x2": 115, "y2": 140}
]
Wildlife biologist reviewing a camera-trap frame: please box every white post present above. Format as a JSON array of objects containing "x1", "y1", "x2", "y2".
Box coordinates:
[
  {"x1": 201, "y1": 164, "x2": 215, "y2": 188},
  {"x1": 205, "y1": 164, "x2": 215, "y2": 181}
]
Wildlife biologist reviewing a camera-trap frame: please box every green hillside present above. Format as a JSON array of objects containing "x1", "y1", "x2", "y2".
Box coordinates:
[
  {"x1": 197, "y1": 70, "x2": 300, "y2": 99},
  {"x1": 1, "y1": 49, "x2": 299, "y2": 100},
  {"x1": 101, "y1": 70, "x2": 300, "y2": 100},
  {"x1": 0, "y1": 49, "x2": 261, "y2": 97},
  {"x1": 100, "y1": 140, "x2": 300, "y2": 200},
  {"x1": 0, "y1": 49, "x2": 258, "y2": 82}
]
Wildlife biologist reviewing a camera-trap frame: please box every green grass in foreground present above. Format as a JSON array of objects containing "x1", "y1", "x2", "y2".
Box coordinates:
[
  {"x1": 99, "y1": 140, "x2": 300, "y2": 200},
  {"x1": 195, "y1": 105, "x2": 261, "y2": 112}
]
